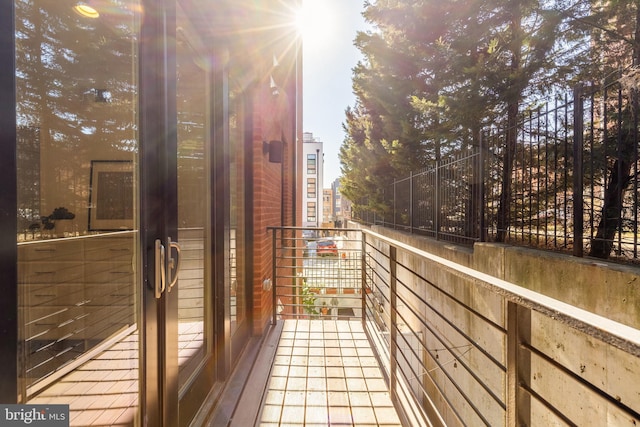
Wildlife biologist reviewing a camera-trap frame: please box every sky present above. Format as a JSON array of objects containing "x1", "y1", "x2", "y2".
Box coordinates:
[{"x1": 298, "y1": 0, "x2": 369, "y2": 187}]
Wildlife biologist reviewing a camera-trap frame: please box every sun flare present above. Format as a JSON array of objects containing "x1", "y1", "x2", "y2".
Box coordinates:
[{"x1": 295, "y1": 0, "x2": 334, "y2": 50}]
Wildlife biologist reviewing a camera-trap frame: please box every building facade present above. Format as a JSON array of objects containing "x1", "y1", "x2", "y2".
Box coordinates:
[
  {"x1": 301, "y1": 132, "x2": 324, "y2": 227},
  {"x1": 322, "y1": 188, "x2": 333, "y2": 225},
  {"x1": 1, "y1": 1, "x2": 301, "y2": 425}
]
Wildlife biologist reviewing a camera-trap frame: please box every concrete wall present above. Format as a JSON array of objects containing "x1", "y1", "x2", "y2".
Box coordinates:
[{"x1": 370, "y1": 225, "x2": 640, "y2": 329}]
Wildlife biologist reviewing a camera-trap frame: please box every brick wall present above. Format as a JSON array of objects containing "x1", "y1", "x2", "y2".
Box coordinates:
[{"x1": 250, "y1": 77, "x2": 299, "y2": 335}]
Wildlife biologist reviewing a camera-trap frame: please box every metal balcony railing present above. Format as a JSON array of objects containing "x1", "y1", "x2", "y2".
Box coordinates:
[{"x1": 268, "y1": 226, "x2": 640, "y2": 426}]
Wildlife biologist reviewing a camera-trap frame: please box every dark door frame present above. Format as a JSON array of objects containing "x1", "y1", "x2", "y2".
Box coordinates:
[
  {"x1": 139, "y1": 0, "x2": 177, "y2": 425},
  {"x1": 0, "y1": 0, "x2": 18, "y2": 404}
]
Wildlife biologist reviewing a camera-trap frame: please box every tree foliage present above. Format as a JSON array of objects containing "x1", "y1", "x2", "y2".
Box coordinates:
[
  {"x1": 341, "y1": 0, "x2": 640, "y2": 260},
  {"x1": 341, "y1": 0, "x2": 575, "y2": 218}
]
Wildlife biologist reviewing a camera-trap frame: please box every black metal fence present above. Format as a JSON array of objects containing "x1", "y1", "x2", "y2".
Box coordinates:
[{"x1": 353, "y1": 79, "x2": 640, "y2": 262}]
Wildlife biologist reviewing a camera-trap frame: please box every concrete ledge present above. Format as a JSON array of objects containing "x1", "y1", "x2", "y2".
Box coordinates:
[{"x1": 359, "y1": 223, "x2": 640, "y2": 329}]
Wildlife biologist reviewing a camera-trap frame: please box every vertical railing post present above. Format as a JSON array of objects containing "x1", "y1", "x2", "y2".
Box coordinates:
[
  {"x1": 389, "y1": 245, "x2": 398, "y2": 404},
  {"x1": 393, "y1": 181, "x2": 397, "y2": 229},
  {"x1": 272, "y1": 228, "x2": 278, "y2": 325},
  {"x1": 361, "y1": 232, "x2": 367, "y2": 325},
  {"x1": 507, "y1": 301, "x2": 531, "y2": 426},
  {"x1": 435, "y1": 159, "x2": 440, "y2": 240},
  {"x1": 409, "y1": 171, "x2": 414, "y2": 233},
  {"x1": 573, "y1": 83, "x2": 584, "y2": 257},
  {"x1": 480, "y1": 132, "x2": 486, "y2": 242}
]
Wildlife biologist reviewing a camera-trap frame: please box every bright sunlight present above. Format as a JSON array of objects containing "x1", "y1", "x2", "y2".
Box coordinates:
[{"x1": 295, "y1": 0, "x2": 335, "y2": 51}]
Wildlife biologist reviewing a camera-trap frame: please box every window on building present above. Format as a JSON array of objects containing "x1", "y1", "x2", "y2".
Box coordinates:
[
  {"x1": 307, "y1": 178, "x2": 316, "y2": 198},
  {"x1": 307, "y1": 202, "x2": 316, "y2": 222},
  {"x1": 307, "y1": 154, "x2": 316, "y2": 174}
]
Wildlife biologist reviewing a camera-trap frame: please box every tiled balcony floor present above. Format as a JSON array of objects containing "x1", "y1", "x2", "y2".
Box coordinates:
[{"x1": 256, "y1": 319, "x2": 402, "y2": 427}]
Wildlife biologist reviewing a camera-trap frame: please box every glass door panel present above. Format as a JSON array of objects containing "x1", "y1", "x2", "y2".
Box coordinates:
[
  {"x1": 229, "y1": 91, "x2": 248, "y2": 354},
  {"x1": 175, "y1": 8, "x2": 212, "y2": 420},
  {"x1": 15, "y1": 0, "x2": 141, "y2": 425}
]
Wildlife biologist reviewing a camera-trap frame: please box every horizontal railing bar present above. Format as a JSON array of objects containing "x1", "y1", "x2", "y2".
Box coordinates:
[
  {"x1": 521, "y1": 340, "x2": 640, "y2": 420},
  {"x1": 392, "y1": 262, "x2": 508, "y2": 370},
  {"x1": 393, "y1": 294, "x2": 507, "y2": 408}
]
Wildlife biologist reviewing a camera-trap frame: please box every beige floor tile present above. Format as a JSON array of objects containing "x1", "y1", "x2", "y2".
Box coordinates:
[
  {"x1": 268, "y1": 376, "x2": 288, "y2": 390},
  {"x1": 305, "y1": 391, "x2": 327, "y2": 406},
  {"x1": 304, "y1": 406, "x2": 329, "y2": 424},
  {"x1": 328, "y1": 405, "x2": 353, "y2": 425},
  {"x1": 373, "y1": 406, "x2": 402, "y2": 424},
  {"x1": 308, "y1": 347, "x2": 325, "y2": 356},
  {"x1": 325, "y1": 346, "x2": 341, "y2": 356},
  {"x1": 344, "y1": 367, "x2": 364, "y2": 378},
  {"x1": 290, "y1": 356, "x2": 308, "y2": 366},
  {"x1": 293, "y1": 339, "x2": 309, "y2": 347},
  {"x1": 286, "y1": 377, "x2": 307, "y2": 390},
  {"x1": 365, "y1": 378, "x2": 388, "y2": 392},
  {"x1": 249, "y1": 320, "x2": 403, "y2": 426},
  {"x1": 280, "y1": 404, "x2": 305, "y2": 424},
  {"x1": 327, "y1": 391, "x2": 349, "y2": 406},
  {"x1": 347, "y1": 392, "x2": 371, "y2": 406},
  {"x1": 278, "y1": 339, "x2": 295, "y2": 347},
  {"x1": 327, "y1": 378, "x2": 347, "y2": 391},
  {"x1": 351, "y1": 406, "x2": 377, "y2": 424},
  {"x1": 326, "y1": 366, "x2": 345, "y2": 378},
  {"x1": 271, "y1": 365, "x2": 290, "y2": 377},
  {"x1": 346, "y1": 377, "x2": 367, "y2": 391},
  {"x1": 343, "y1": 357, "x2": 362, "y2": 367},
  {"x1": 291, "y1": 347, "x2": 309, "y2": 356},
  {"x1": 306, "y1": 377, "x2": 327, "y2": 391},
  {"x1": 369, "y1": 392, "x2": 393, "y2": 407},
  {"x1": 288, "y1": 366, "x2": 307, "y2": 377},
  {"x1": 361, "y1": 367, "x2": 383, "y2": 378},
  {"x1": 309, "y1": 339, "x2": 325, "y2": 347},
  {"x1": 341, "y1": 347, "x2": 358, "y2": 357},
  {"x1": 307, "y1": 366, "x2": 325, "y2": 377},
  {"x1": 325, "y1": 356, "x2": 344, "y2": 366},
  {"x1": 276, "y1": 346, "x2": 293, "y2": 356},
  {"x1": 307, "y1": 355, "x2": 325, "y2": 366},
  {"x1": 283, "y1": 391, "x2": 306, "y2": 406},
  {"x1": 358, "y1": 356, "x2": 380, "y2": 367},
  {"x1": 264, "y1": 390, "x2": 285, "y2": 405},
  {"x1": 274, "y1": 355, "x2": 292, "y2": 365},
  {"x1": 260, "y1": 404, "x2": 283, "y2": 423}
]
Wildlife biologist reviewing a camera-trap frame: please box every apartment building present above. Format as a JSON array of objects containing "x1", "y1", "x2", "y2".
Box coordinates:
[
  {"x1": 301, "y1": 132, "x2": 323, "y2": 227},
  {"x1": 322, "y1": 188, "x2": 333, "y2": 225}
]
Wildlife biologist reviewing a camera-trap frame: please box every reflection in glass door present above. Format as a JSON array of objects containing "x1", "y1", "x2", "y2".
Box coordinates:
[
  {"x1": 229, "y1": 90, "x2": 248, "y2": 356},
  {"x1": 175, "y1": 9, "x2": 213, "y2": 425},
  {"x1": 15, "y1": 1, "x2": 141, "y2": 425}
]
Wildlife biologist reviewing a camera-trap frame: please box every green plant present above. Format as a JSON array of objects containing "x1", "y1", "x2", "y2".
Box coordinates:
[{"x1": 301, "y1": 279, "x2": 318, "y2": 315}]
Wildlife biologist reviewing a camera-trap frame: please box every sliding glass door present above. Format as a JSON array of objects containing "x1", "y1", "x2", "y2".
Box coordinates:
[
  {"x1": 15, "y1": 1, "x2": 142, "y2": 425},
  {"x1": 10, "y1": 1, "x2": 240, "y2": 425}
]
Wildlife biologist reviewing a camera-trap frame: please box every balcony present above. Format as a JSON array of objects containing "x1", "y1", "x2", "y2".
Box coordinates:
[{"x1": 215, "y1": 226, "x2": 640, "y2": 426}]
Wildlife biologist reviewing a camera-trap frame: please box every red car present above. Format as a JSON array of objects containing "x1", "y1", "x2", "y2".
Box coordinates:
[{"x1": 317, "y1": 239, "x2": 338, "y2": 256}]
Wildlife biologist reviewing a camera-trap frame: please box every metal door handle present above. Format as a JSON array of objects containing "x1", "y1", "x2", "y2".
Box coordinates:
[
  {"x1": 154, "y1": 237, "x2": 181, "y2": 298},
  {"x1": 154, "y1": 239, "x2": 166, "y2": 299},
  {"x1": 167, "y1": 238, "x2": 181, "y2": 292}
]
